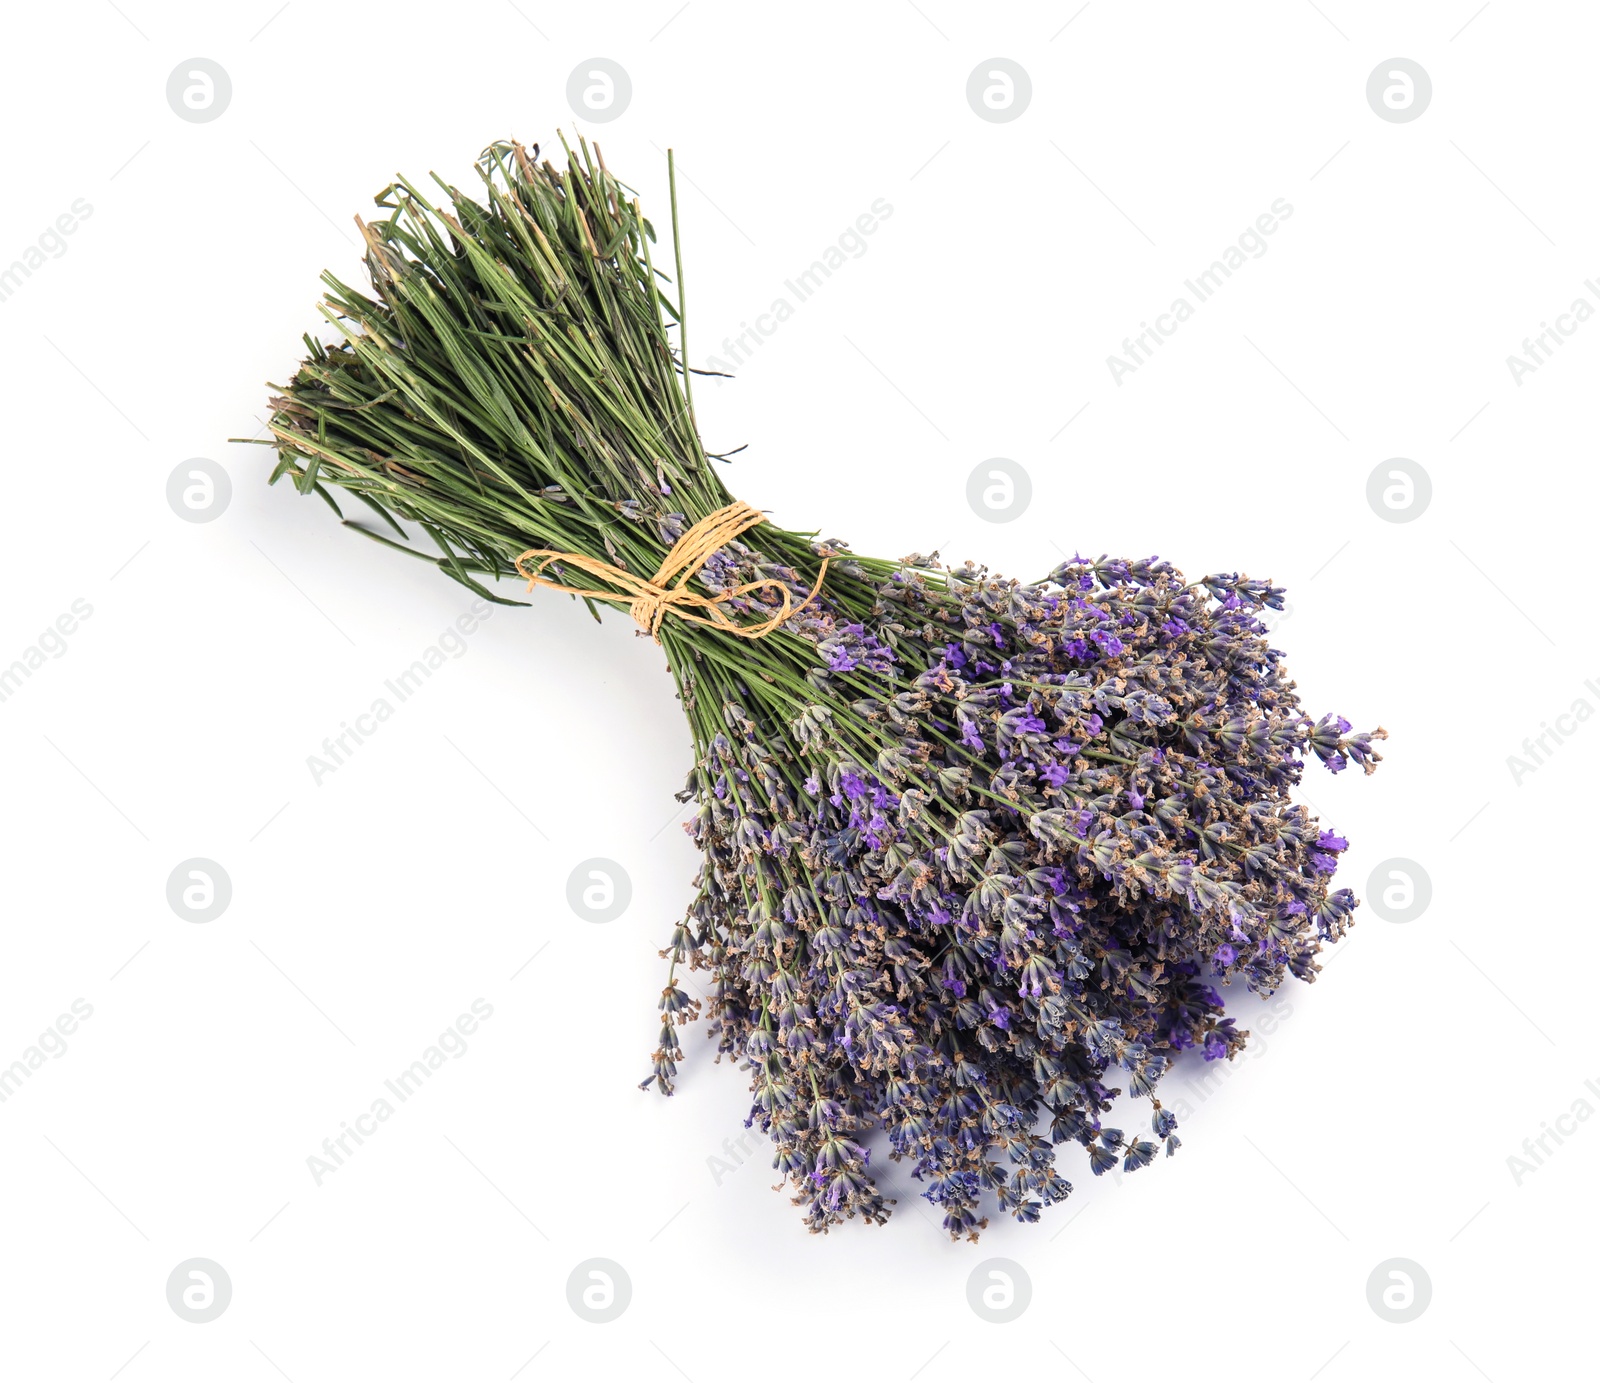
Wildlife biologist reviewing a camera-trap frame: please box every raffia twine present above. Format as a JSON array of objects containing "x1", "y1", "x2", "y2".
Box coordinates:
[{"x1": 514, "y1": 500, "x2": 827, "y2": 642}]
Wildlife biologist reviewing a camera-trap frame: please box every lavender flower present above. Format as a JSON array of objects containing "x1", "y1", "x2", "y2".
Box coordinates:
[{"x1": 651, "y1": 550, "x2": 1385, "y2": 1238}]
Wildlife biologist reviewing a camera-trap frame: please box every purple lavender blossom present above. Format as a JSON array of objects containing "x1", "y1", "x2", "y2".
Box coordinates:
[{"x1": 651, "y1": 545, "x2": 1384, "y2": 1240}]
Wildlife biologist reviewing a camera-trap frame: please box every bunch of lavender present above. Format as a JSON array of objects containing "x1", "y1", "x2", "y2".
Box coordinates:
[{"x1": 253, "y1": 135, "x2": 1383, "y2": 1240}]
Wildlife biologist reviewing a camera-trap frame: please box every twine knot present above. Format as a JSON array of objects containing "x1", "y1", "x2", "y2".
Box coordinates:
[{"x1": 514, "y1": 500, "x2": 826, "y2": 642}]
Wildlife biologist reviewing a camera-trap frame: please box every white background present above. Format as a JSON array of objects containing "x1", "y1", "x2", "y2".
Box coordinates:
[{"x1": 0, "y1": 2, "x2": 1594, "y2": 1379}]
